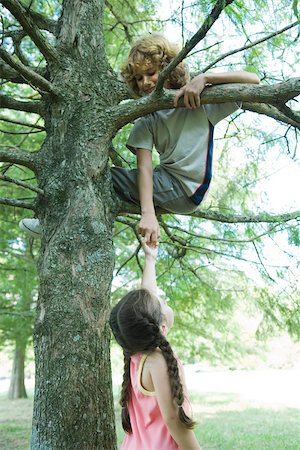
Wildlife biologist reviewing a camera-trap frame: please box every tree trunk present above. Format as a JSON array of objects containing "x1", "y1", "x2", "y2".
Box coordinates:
[
  {"x1": 8, "y1": 340, "x2": 27, "y2": 400},
  {"x1": 30, "y1": 94, "x2": 118, "y2": 448},
  {"x1": 30, "y1": 3, "x2": 121, "y2": 444}
]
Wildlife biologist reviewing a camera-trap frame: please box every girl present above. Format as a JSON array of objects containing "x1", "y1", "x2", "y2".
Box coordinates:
[{"x1": 109, "y1": 241, "x2": 201, "y2": 450}]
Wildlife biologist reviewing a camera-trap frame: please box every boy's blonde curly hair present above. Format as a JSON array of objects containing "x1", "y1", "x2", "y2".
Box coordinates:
[{"x1": 121, "y1": 33, "x2": 189, "y2": 96}]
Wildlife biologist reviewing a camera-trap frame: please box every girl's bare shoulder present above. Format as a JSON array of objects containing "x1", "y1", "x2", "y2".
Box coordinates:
[{"x1": 145, "y1": 349, "x2": 167, "y2": 371}]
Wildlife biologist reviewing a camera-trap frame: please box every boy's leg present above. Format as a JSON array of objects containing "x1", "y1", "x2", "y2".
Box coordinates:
[
  {"x1": 111, "y1": 167, "x2": 140, "y2": 204},
  {"x1": 111, "y1": 166, "x2": 197, "y2": 214}
]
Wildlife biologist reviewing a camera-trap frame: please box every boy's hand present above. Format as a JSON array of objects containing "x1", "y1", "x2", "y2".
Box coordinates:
[
  {"x1": 174, "y1": 74, "x2": 206, "y2": 109},
  {"x1": 138, "y1": 212, "x2": 160, "y2": 247},
  {"x1": 141, "y1": 238, "x2": 158, "y2": 259}
]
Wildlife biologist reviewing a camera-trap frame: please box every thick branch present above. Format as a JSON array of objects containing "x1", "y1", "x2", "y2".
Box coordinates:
[
  {"x1": 243, "y1": 102, "x2": 300, "y2": 128},
  {"x1": 156, "y1": 0, "x2": 235, "y2": 90},
  {"x1": 202, "y1": 21, "x2": 300, "y2": 72},
  {"x1": 111, "y1": 78, "x2": 300, "y2": 131},
  {"x1": 0, "y1": 196, "x2": 35, "y2": 210},
  {"x1": 0, "y1": 47, "x2": 57, "y2": 94},
  {"x1": 24, "y1": 8, "x2": 59, "y2": 35},
  {"x1": 118, "y1": 200, "x2": 300, "y2": 224},
  {"x1": 1, "y1": 0, "x2": 59, "y2": 61},
  {"x1": 0, "y1": 148, "x2": 38, "y2": 172},
  {"x1": 0, "y1": 94, "x2": 42, "y2": 114}
]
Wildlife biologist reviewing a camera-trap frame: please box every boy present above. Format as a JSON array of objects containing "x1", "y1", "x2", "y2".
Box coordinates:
[{"x1": 20, "y1": 33, "x2": 260, "y2": 244}]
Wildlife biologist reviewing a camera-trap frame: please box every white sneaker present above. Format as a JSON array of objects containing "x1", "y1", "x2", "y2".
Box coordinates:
[{"x1": 19, "y1": 218, "x2": 42, "y2": 238}]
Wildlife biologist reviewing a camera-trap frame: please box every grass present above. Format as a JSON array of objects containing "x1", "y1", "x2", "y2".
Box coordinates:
[
  {"x1": 0, "y1": 393, "x2": 32, "y2": 450},
  {"x1": 0, "y1": 388, "x2": 299, "y2": 449}
]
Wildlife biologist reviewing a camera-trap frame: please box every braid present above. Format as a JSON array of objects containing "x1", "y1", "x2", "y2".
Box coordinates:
[
  {"x1": 159, "y1": 337, "x2": 196, "y2": 429},
  {"x1": 120, "y1": 351, "x2": 132, "y2": 433}
]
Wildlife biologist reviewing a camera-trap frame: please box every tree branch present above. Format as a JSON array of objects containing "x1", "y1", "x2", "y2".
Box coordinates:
[
  {"x1": 156, "y1": 0, "x2": 235, "y2": 91},
  {"x1": 0, "y1": 148, "x2": 38, "y2": 172},
  {"x1": 0, "y1": 46, "x2": 57, "y2": 94},
  {"x1": 0, "y1": 59, "x2": 47, "y2": 84},
  {"x1": 118, "y1": 200, "x2": 300, "y2": 224},
  {"x1": 0, "y1": 115, "x2": 45, "y2": 130},
  {"x1": 1, "y1": 0, "x2": 59, "y2": 61},
  {"x1": 105, "y1": 0, "x2": 133, "y2": 43},
  {"x1": 24, "y1": 7, "x2": 59, "y2": 35},
  {"x1": 202, "y1": 21, "x2": 300, "y2": 72},
  {"x1": 0, "y1": 174, "x2": 43, "y2": 194},
  {"x1": 0, "y1": 94, "x2": 42, "y2": 114},
  {"x1": 0, "y1": 196, "x2": 35, "y2": 210},
  {"x1": 111, "y1": 78, "x2": 300, "y2": 130},
  {"x1": 243, "y1": 102, "x2": 300, "y2": 128}
]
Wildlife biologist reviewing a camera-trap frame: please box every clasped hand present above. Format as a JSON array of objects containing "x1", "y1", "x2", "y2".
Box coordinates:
[
  {"x1": 138, "y1": 213, "x2": 160, "y2": 248},
  {"x1": 174, "y1": 74, "x2": 206, "y2": 109}
]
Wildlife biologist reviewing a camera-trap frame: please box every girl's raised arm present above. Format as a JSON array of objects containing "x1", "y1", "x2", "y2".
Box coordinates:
[{"x1": 140, "y1": 240, "x2": 158, "y2": 294}]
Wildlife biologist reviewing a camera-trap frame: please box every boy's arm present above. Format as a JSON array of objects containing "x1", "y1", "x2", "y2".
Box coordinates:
[
  {"x1": 174, "y1": 71, "x2": 260, "y2": 109},
  {"x1": 136, "y1": 148, "x2": 160, "y2": 247},
  {"x1": 140, "y1": 240, "x2": 158, "y2": 295}
]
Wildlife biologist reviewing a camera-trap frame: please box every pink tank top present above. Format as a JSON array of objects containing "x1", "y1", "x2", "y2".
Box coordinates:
[{"x1": 121, "y1": 353, "x2": 181, "y2": 450}]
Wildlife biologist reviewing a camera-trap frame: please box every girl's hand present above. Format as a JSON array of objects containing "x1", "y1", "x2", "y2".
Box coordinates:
[
  {"x1": 141, "y1": 238, "x2": 158, "y2": 259},
  {"x1": 138, "y1": 212, "x2": 160, "y2": 248},
  {"x1": 174, "y1": 74, "x2": 206, "y2": 109}
]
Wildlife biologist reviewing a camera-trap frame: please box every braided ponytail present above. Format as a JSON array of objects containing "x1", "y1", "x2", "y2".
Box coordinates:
[
  {"x1": 120, "y1": 351, "x2": 132, "y2": 433},
  {"x1": 159, "y1": 337, "x2": 196, "y2": 429}
]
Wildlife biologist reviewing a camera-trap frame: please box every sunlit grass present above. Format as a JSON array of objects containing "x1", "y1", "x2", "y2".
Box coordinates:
[{"x1": 0, "y1": 387, "x2": 299, "y2": 449}]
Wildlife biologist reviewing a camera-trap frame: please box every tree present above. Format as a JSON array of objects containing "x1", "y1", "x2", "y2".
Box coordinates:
[{"x1": 0, "y1": 0, "x2": 299, "y2": 448}]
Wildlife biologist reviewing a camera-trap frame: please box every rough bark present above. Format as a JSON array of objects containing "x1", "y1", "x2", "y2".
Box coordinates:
[
  {"x1": 8, "y1": 339, "x2": 28, "y2": 400},
  {"x1": 29, "y1": 1, "x2": 121, "y2": 448}
]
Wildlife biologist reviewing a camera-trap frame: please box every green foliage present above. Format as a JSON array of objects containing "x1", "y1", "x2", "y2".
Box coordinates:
[{"x1": 1, "y1": 0, "x2": 300, "y2": 362}]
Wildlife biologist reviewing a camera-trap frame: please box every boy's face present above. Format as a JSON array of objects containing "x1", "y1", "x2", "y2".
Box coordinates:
[{"x1": 134, "y1": 63, "x2": 159, "y2": 96}]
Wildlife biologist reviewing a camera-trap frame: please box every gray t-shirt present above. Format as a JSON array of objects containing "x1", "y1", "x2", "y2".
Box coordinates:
[{"x1": 126, "y1": 103, "x2": 239, "y2": 200}]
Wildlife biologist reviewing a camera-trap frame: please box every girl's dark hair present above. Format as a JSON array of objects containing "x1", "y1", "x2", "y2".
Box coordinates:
[
  {"x1": 109, "y1": 289, "x2": 196, "y2": 432},
  {"x1": 121, "y1": 33, "x2": 189, "y2": 96}
]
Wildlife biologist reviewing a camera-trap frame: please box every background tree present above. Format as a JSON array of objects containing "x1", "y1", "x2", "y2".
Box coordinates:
[{"x1": 0, "y1": 0, "x2": 299, "y2": 448}]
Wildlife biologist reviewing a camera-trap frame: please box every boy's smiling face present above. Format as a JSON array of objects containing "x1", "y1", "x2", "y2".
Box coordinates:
[{"x1": 134, "y1": 63, "x2": 160, "y2": 96}]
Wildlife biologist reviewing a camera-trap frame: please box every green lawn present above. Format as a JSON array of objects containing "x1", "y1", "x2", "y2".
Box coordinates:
[{"x1": 2, "y1": 389, "x2": 298, "y2": 450}]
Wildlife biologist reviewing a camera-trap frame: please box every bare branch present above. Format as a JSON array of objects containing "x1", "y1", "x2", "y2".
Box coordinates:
[
  {"x1": 1, "y1": 0, "x2": 59, "y2": 61},
  {"x1": 0, "y1": 196, "x2": 35, "y2": 210},
  {"x1": 0, "y1": 174, "x2": 43, "y2": 194},
  {"x1": 0, "y1": 46, "x2": 58, "y2": 94},
  {"x1": 0, "y1": 59, "x2": 47, "y2": 84},
  {"x1": 24, "y1": 8, "x2": 59, "y2": 35},
  {"x1": 0, "y1": 147, "x2": 38, "y2": 172},
  {"x1": 202, "y1": 21, "x2": 300, "y2": 72},
  {"x1": 156, "y1": 0, "x2": 235, "y2": 90},
  {"x1": 161, "y1": 222, "x2": 282, "y2": 244},
  {"x1": 118, "y1": 201, "x2": 300, "y2": 224},
  {"x1": 0, "y1": 115, "x2": 45, "y2": 130},
  {"x1": 105, "y1": 0, "x2": 133, "y2": 43},
  {"x1": 243, "y1": 102, "x2": 300, "y2": 128},
  {"x1": 0, "y1": 94, "x2": 42, "y2": 114}
]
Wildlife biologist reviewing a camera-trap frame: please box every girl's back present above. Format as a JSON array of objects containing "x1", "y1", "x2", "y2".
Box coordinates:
[{"x1": 121, "y1": 353, "x2": 180, "y2": 450}]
